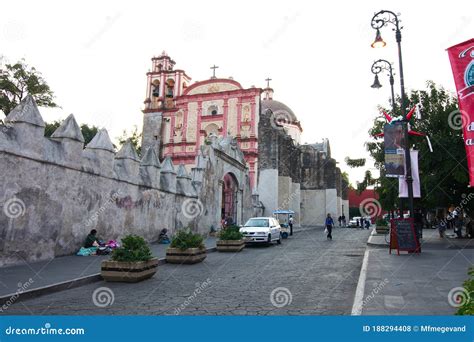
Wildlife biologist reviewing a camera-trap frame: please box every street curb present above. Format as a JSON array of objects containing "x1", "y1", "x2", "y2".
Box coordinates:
[{"x1": 0, "y1": 246, "x2": 218, "y2": 306}]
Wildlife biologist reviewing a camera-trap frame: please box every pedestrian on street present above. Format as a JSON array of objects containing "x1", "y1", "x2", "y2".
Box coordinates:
[
  {"x1": 360, "y1": 217, "x2": 365, "y2": 229},
  {"x1": 437, "y1": 214, "x2": 446, "y2": 238},
  {"x1": 341, "y1": 214, "x2": 346, "y2": 227},
  {"x1": 365, "y1": 218, "x2": 370, "y2": 229},
  {"x1": 338, "y1": 216, "x2": 342, "y2": 227},
  {"x1": 289, "y1": 215, "x2": 294, "y2": 236},
  {"x1": 325, "y1": 213, "x2": 334, "y2": 240}
]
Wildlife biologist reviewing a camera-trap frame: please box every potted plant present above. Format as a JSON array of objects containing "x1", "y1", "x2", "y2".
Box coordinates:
[
  {"x1": 375, "y1": 218, "x2": 389, "y2": 234},
  {"x1": 101, "y1": 235, "x2": 158, "y2": 283},
  {"x1": 166, "y1": 229, "x2": 206, "y2": 264},
  {"x1": 217, "y1": 225, "x2": 245, "y2": 252}
]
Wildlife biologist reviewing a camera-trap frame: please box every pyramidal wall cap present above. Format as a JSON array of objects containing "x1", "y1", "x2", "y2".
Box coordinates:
[
  {"x1": 51, "y1": 114, "x2": 85, "y2": 142},
  {"x1": 85, "y1": 128, "x2": 115, "y2": 152},
  {"x1": 116, "y1": 140, "x2": 139, "y2": 161},
  {"x1": 161, "y1": 156, "x2": 176, "y2": 173},
  {"x1": 177, "y1": 164, "x2": 190, "y2": 178},
  {"x1": 5, "y1": 95, "x2": 45, "y2": 127},
  {"x1": 141, "y1": 147, "x2": 161, "y2": 167}
]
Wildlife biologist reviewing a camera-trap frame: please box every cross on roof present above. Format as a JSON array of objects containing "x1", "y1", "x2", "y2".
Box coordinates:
[
  {"x1": 265, "y1": 77, "x2": 272, "y2": 88},
  {"x1": 210, "y1": 65, "x2": 219, "y2": 79}
]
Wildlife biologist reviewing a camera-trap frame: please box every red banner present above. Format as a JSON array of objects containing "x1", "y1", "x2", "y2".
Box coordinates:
[{"x1": 447, "y1": 38, "x2": 474, "y2": 187}]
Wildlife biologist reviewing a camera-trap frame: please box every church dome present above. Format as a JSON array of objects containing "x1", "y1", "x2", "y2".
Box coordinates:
[{"x1": 261, "y1": 99, "x2": 299, "y2": 124}]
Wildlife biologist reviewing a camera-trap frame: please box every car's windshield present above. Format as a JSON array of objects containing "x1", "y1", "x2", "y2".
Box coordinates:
[{"x1": 244, "y1": 219, "x2": 269, "y2": 227}]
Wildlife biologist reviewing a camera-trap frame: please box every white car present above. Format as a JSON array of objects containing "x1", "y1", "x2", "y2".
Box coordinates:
[{"x1": 240, "y1": 217, "x2": 282, "y2": 244}]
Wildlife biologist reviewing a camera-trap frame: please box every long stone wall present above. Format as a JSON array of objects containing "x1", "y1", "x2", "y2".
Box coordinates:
[{"x1": 0, "y1": 96, "x2": 253, "y2": 267}]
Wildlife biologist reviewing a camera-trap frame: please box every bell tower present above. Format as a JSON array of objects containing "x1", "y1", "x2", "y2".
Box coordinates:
[{"x1": 142, "y1": 51, "x2": 192, "y2": 157}]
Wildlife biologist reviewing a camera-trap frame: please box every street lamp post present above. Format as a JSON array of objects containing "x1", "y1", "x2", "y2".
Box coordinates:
[
  {"x1": 371, "y1": 59, "x2": 396, "y2": 111},
  {"x1": 371, "y1": 10, "x2": 415, "y2": 220}
]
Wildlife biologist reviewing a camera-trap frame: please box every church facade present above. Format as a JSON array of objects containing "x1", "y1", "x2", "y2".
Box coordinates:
[{"x1": 141, "y1": 52, "x2": 349, "y2": 226}]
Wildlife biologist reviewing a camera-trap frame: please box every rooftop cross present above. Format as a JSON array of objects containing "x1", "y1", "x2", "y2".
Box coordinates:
[
  {"x1": 265, "y1": 77, "x2": 272, "y2": 88},
  {"x1": 210, "y1": 65, "x2": 219, "y2": 79}
]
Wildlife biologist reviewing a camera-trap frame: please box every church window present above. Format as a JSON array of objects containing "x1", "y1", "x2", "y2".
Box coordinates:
[
  {"x1": 208, "y1": 105, "x2": 219, "y2": 116},
  {"x1": 152, "y1": 80, "x2": 160, "y2": 97}
]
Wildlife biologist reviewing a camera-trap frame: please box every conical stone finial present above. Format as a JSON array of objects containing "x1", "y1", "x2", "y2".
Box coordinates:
[
  {"x1": 5, "y1": 95, "x2": 45, "y2": 127},
  {"x1": 116, "y1": 140, "x2": 139, "y2": 161},
  {"x1": 51, "y1": 114, "x2": 84, "y2": 142},
  {"x1": 86, "y1": 129, "x2": 115, "y2": 152}
]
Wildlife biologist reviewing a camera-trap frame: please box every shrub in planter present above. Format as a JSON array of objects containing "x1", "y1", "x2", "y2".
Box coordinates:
[
  {"x1": 217, "y1": 226, "x2": 245, "y2": 252},
  {"x1": 101, "y1": 235, "x2": 158, "y2": 283},
  {"x1": 375, "y1": 218, "x2": 389, "y2": 234},
  {"x1": 166, "y1": 229, "x2": 206, "y2": 264},
  {"x1": 456, "y1": 267, "x2": 474, "y2": 315}
]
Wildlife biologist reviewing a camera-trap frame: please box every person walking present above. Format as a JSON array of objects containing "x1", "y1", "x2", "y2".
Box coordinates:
[
  {"x1": 338, "y1": 216, "x2": 342, "y2": 227},
  {"x1": 325, "y1": 213, "x2": 334, "y2": 240},
  {"x1": 341, "y1": 214, "x2": 346, "y2": 227},
  {"x1": 289, "y1": 215, "x2": 294, "y2": 236}
]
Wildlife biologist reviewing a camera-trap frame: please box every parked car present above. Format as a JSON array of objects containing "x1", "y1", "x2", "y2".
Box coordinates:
[
  {"x1": 240, "y1": 217, "x2": 282, "y2": 244},
  {"x1": 348, "y1": 217, "x2": 361, "y2": 228}
]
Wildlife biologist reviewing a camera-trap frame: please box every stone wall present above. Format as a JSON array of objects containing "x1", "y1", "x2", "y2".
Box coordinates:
[{"x1": 0, "y1": 96, "x2": 253, "y2": 267}]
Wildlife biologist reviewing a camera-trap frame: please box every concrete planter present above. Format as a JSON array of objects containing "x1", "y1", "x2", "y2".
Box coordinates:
[
  {"x1": 101, "y1": 258, "x2": 158, "y2": 283},
  {"x1": 216, "y1": 239, "x2": 245, "y2": 252},
  {"x1": 166, "y1": 247, "x2": 206, "y2": 264},
  {"x1": 375, "y1": 226, "x2": 389, "y2": 234}
]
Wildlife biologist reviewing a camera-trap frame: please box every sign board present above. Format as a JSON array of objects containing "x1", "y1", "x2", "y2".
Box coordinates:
[
  {"x1": 384, "y1": 122, "x2": 406, "y2": 177},
  {"x1": 389, "y1": 218, "x2": 420, "y2": 254}
]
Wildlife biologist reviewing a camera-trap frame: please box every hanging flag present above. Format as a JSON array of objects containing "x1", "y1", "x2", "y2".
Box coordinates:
[
  {"x1": 399, "y1": 150, "x2": 421, "y2": 198},
  {"x1": 447, "y1": 38, "x2": 474, "y2": 187}
]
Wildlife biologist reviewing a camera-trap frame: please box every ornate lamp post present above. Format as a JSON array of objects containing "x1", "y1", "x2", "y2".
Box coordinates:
[
  {"x1": 371, "y1": 59, "x2": 396, "y2": 111},
  {"x1": 371, "y1": 10, "x2": 415, "y2": 220}
]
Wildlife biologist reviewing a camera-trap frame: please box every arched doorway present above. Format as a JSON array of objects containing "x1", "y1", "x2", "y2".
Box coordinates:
[{"x1": 222, "y1": 173, "x2": 238, "y2": 224}]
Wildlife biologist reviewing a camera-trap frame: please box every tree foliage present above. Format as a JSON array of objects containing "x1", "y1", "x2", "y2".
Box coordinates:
[
  {"x1": 366, "y1": 81, "x2": 473, "y2": 213},
  {"x1": 0, "y1": 59, "x2": 57, "y2": 116},
  {"x1": 345, "y1": 157, "x2": 366, "y2": 168},
  {"x1": 118, "y1": 126, "x2": 142, "y2": 156}
]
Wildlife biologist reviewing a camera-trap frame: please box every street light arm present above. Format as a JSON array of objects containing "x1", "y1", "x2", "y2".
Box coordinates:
[
  {"x1": 371, "y1": 59, "x2": 393, "y2": 76},
  {"x1": 371, "y1": 10, "x2": 401, "y2": 31}
]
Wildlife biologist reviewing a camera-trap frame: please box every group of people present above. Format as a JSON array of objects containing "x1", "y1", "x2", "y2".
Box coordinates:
[
  {"x1": 437, "y1": 208, "x2": 467, "y2": 238},
  {"x1": 337, "y1": 215, "x2": 347, "y2": 227}
]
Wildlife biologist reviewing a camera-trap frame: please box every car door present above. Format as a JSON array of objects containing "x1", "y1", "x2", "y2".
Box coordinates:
[{"x1": 270, "y1": 218, "x2": 278, "y2": 240}]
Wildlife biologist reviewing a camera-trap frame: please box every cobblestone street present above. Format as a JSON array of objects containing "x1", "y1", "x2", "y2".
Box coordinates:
[{"x1": 3, "y1": 227, "x2": 371, "y2": 315}]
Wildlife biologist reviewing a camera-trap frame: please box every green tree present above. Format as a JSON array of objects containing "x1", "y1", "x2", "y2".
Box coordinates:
[
  {"x1": 44, "y1": 121, "x2": 98, "y2": 146},
  {"x1": 0, "y1": 59, "x2": 57, "y2": 116},
  {"x1": 366, "y1": 81, "x2": 473, "y2": 214},
  {"x1": 118, "y1": 126, "x2": 142, "y2": 156}
]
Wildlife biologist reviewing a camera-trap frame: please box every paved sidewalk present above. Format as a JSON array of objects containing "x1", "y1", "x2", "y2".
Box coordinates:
[
  {"x1": 359, "y1": 229, "x2": 473, "y2": 315},
  {"x1": 0, "y1": 237, "x2": 217, "y2": 298}
]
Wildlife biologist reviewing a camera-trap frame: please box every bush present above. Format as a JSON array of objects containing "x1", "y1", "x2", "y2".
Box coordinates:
[
  {"x1": 376, "y1": 218, "x2": 388, "y2": 227},
  {"x1": 219, "y1": 226, "x2": 243, "y2": 241},
  {"x1": 112, "y1": 235, "x2": 153, "y2": 262},
  {"x1": 170, "y1": 229, "x2": 205, "y2": 250},
  {"x1": 456, "y1": 267, "x2": 474, "y2": 315}
]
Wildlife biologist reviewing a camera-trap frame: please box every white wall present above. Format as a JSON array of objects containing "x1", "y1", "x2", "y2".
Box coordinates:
[{"x1": 258, "y1": 169, "x2": 279, "y2": 217}]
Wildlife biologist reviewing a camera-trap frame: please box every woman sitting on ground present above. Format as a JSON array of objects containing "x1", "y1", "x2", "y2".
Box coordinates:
[{"x1": 84, "y1": 229, "x2": 100, "y2": 248}]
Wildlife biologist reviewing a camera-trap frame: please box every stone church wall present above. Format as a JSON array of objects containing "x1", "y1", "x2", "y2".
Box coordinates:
[{"x1": 0, "y1": 97, "x2": 253, "y2": 267}]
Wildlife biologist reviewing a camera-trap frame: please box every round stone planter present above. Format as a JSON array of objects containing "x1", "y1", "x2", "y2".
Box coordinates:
[
  {"x1": 166, "y1": 247, "x2": 206, "y2": 264},
  {"x1": 216, "y1": 239, "x2": 245, "y2": 252},
  {"x1": 101, "y1": 258, "x2": 158, "y2": 283}
]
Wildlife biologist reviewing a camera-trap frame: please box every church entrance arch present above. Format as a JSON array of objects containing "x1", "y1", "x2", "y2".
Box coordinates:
[{"x1": 222, "y1": 172, "x2": 239, "y2": 225}]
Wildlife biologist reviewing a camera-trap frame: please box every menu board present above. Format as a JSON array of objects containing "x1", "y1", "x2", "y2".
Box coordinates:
[{"x1": 390, "y1": 218, "x2": 420, "y2": 254}]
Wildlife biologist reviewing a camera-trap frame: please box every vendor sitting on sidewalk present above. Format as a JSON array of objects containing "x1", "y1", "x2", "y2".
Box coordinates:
[{"x1": 84, "y1": 229, "x2": 101, "y2": 248}]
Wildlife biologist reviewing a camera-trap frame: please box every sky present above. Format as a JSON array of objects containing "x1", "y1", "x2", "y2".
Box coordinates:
[{"x1": 1, "y1": 0, "x2": 473, "y2": 185}]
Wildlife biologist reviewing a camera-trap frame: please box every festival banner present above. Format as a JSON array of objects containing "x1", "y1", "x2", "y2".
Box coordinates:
[
  {"x1": 447, "y1": 38, "x2": 474, "y2": 186},
  {"x1": 399, "y1": 150, "x2": 421, "y2": 198},
  {"x1": 384, "y1": 122, "x2": 406, "y2": 177}
]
